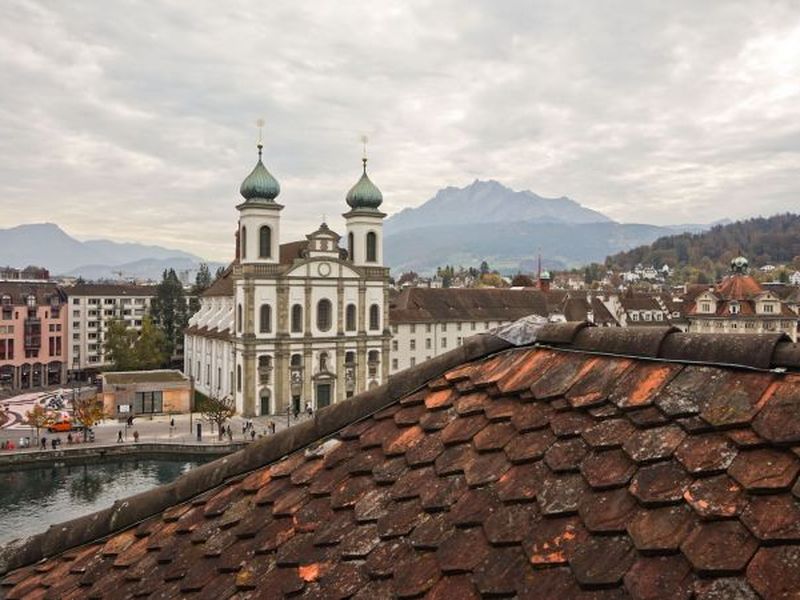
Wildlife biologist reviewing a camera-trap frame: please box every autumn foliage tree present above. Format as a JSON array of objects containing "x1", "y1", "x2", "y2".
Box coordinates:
[
  {"x1": 72, "y1": 394, "x2": 106, "y2": 440},
  {"x1": 24, "y1": 404, "x2": 56, "y2": 441}
]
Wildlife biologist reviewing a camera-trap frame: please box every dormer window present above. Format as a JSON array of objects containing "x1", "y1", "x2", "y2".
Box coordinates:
[
  {"x1": 763, "y1": 303, "x2": 775, "y2": 314},
  {"x1": 701, "y1": 302, "x2": 711, "y2": 313},
  {"x1": 729, "y1": 302, "x2": 740, "y2": 315}
]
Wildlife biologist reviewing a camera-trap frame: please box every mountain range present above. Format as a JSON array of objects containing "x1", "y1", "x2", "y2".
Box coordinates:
[
  {"x1": 3, "y1": 182, "x2": 728, "y2": 280},
  {"x1": 384, "y1": 180, "x2": 723, "y2": 274},
  {"x1": 0, "y1": 223, "x2": 223, "y2": 280}
]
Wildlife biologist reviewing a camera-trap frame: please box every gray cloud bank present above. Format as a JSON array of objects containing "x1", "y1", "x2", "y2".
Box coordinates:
[{"x1": 1, "y1": 0, "x2": 798, "y2": 261}]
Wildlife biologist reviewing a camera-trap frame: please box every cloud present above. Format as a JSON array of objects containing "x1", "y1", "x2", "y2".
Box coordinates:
[{"x1": 0, "y1": 0, "x2": 798, "y2": 260}]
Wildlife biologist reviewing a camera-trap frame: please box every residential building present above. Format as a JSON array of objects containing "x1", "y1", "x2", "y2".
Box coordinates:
[
  {"x1": 388, "y1": 287, "x2": 563, "y2": 373},
  {"x1": 0, "y1": 282, "x2": 67, "y2": 390},
  {"x1": 185, "y1": 145, "x2": 390, "y2": 416},
  {"x1": 0, "y1": 266, "x2": 49, "y2": 282},
  {"x1": 790, "y1": 270, "x2": 800, "y2": 286},
  {"x1": 64, "y1": 284, "x2": 157, "y2": 375},
  {"x1": 618, "y1": 292, "x2": 671, "y2": 326},
  {"x1": 687, "y1": 256, "x2": 799, "y2": 341}
]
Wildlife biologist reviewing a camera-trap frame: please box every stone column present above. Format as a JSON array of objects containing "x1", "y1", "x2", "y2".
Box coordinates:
[
  {"x1": 303, "y1": 345, "x2": 313, "y2": 409},
  {"x1": 274, "y1": 346, "x2": 288, "y2": 416},
  {"x1": 335, "y1": 339, "x2": 346, "y2": 403},
  {"x1": 356, "y1": 282, "x2": 367, "y2": 394},
  {"x1": 242, "y1": 276, "x2": 257, "y2": 417}
]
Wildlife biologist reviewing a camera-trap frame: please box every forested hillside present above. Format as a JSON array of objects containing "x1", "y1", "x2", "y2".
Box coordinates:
[{"x1": 605, "y1": 214, "x2": 800, "y2": 281}]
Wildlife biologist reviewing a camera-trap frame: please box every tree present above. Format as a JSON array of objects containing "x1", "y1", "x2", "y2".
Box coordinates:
[
  {"x1": 105, "y1": 319, "x2": 139, "y2": 370},
  {"x1": 72, "y1": 394, "x2": 106, "y2": 441},
  {"x1": 190, "y1": 263, "x2": 213, "y2": 314},
  {"x1": 201, "y1": 394, "x2": 237, "y2": 439},
  {"x1": 24, "y1": 404, "x2": 56, "y2": 441},
  {"x1": 215, "y1": 266, "x2": 226, "y2": 280},
  {"x1": 104, "y1": 316, "x2": 166, "y2": 371},
  {"x1": 397, "y1": 271, "x2": 419, "y2": 286},
  {"x1": 150, "y1": 269, "x2": 189, "y2": 364},
  {"x1": 478, "y1": 273, "x2": 507, "y2": 288},
  {"x1": 480, "y1": 261, "x2": 490, "y2": 275},
  {"x1": 511, "y1": 273, "x2": 535, "y2": 287}
]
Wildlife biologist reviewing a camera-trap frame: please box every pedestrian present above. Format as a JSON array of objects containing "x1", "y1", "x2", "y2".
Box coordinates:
[
  {"x1": 170, "y1": 417, "x2": 175, "y2": 429},
  {"x1": 269, "y1": 420, "x2": 275, "y2": 434},
  {"x1": 250, "y1": 429, "x2": 255, "y2": 441},
  {"x1": 67, "y1": 433, "x2": 73, "y2": 444},
  {"x1": 51, "y1": 438, "x2": 57, "y2": 450},
  {"x1": 117, "y1": 430, "x2": 123, "y2": 443},
  {"x1": 133, "y1": 430, "x2": 139, "y2": 443},
  {"x1": 242, "y1": 424, "x2": 246, "y2": 436},
  {"x1": 227, "y1": 426, "x2": 233, "y2": 442},
  {"x1": 41, "y1": 437, "x2": 47, "y2": 450}
]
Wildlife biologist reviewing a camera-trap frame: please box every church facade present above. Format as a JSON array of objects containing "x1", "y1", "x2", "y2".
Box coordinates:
[{"x1": 184, "y1": 144, "x2": 390, "y2": 417}]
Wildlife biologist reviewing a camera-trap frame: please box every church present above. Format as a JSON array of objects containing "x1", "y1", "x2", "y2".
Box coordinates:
[{"x1": 184, "y1": 142, "x2": 390, "y2": 417}]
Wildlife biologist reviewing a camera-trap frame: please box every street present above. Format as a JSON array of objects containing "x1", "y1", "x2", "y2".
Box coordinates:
[{"x1": 0, "y1": 387, "x2": 302, "y2": 450}]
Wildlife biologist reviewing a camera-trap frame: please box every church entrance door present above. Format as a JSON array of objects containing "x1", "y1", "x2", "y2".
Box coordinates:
[
  {"x1": 260, "y1": 389, "x2": 271, "y2": 415},
  {"x1": 316, "y1": 383, "x2": 331, "y2": 409}
]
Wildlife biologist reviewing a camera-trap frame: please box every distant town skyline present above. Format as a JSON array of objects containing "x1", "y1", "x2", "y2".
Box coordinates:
[{"x1": 1, "y1": 1, "x2": 799, "y2": 261}]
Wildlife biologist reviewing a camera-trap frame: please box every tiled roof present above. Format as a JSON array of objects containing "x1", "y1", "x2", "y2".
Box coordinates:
[
  {"x1": 0, "y1": 281, "x2": 64, "y2": 305},
  {"x1": 3, "y1": 326, "x2": 800, "y2": 599},
  {"x1": 201, "y1": 267, "x2": 234, "y2": 297},
  {"x1": 389, "y1": 287, "x2": 554, "y2": 323},
  {"x1": 65, "y1": 283, "x2": 157, "y2": 297}
]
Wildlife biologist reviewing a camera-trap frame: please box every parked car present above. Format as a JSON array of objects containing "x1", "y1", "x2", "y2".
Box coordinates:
[{"x1": 47, "y1": 421, "x2": 84, "y2": 433}]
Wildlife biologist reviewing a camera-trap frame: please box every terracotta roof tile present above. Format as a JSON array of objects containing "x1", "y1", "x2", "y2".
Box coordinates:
[{"x1": 6, "y1": 340, "x2": 800, "y2": 598}]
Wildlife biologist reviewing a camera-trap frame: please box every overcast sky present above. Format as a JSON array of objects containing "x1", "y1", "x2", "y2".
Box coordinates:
[{"x1": 1, "y1": 1, "x2": 799, "y2": 261}]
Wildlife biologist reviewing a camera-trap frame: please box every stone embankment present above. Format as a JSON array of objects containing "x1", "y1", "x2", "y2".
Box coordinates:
[{"x1": 0, "y1": 441, "x2": 247, "y2": 471}]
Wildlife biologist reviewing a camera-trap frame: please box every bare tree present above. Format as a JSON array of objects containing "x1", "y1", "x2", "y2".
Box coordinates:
[{"x1": 201, "y1": 395, "x2": 236, "y2": 439}]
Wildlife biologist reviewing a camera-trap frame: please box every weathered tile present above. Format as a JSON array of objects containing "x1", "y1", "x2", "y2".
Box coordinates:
[
  {"x1": 746, "y1": 546, "x2": 800, "y2": 600},
  {"x1": 629, "y1": 460, "x2": 691, "y2": 505},
  {"x1": 622, "y1": 425, "x2": 686, "y2": 463},
  {"x1": 523, "y1": 515, "x2": 587, "y2": 566},
  {"x1": 681, "y1": 521, "x2": 758, "y2": 574},
  {"x1": 578, "y1": 488, "x2": 638, "y2": 533},
  {"x1": 580, "y1": 449, "x2": 636, "y2": 489},
  {"x1": 628, "y1": 504, "x2": 695, "y2": 552},
  {"x1": 728, "y1": 448, "x2": 800, "y2": 491},
  {"x1": 683, "y1": 474, "x2": 746, "y2": 519},
  {"x1": 624, "y1": 555, "x2": 694, "y2": 600},
  {"x1": 675, "y1": 433, "x2": 739, "y2": 475},
  {"x1": 569, "y1": 535, "x2": 636, "y2": 586},
  {"x1": 740, "y1": 494, "x2": 800, "y2": 541}
]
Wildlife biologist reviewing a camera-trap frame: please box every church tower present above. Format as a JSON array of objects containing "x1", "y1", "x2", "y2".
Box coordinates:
[
  {"x1": 344, "y1": 152, "x2": 385, "y2": 267},
  {"x1": 237, "y1": 143, "x2": 282, "y2": 264}
]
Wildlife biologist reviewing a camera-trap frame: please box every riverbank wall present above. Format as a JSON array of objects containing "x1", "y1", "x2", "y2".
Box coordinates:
[{"x1": 0, "y1": 442, "x2": 247, "y2": 471}]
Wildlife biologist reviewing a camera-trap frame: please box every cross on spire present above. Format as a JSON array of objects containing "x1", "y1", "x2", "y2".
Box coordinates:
[
  {"x1": 360, "y1": 134, "x2": 369, "y2": 172},
  {"x1": 256, "y1": 118, "x2": 265, "y2": 158}
]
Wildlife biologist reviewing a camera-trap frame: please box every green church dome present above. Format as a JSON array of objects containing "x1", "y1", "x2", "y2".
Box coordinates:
[
  {"x1": 240, "y1": 145, "x2": 280, "y2": 202},
  {"x1": 346, "y1": 159, "x2": 383, "y2": 210}
]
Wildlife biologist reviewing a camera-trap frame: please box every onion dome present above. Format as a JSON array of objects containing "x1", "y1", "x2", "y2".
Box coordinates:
[
  {"x1": 240, "y1": 144, "x2": 280, "y2": 202},
  {"x1": 730, "y1": 256, "x2": 749, "y2": 274},
  {"x1": 346, "y1": 158, "x2": 383, "y2": 210}
]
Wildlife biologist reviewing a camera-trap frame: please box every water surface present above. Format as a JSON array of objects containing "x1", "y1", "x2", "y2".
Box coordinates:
[{"x1": 0, "y1": 457, "x2": 211, "y2": 545}]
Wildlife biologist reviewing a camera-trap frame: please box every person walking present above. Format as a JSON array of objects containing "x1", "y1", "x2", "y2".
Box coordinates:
[
  {"x1": 250, "y1": 429, "x2": 256, "y2": 441},
  {"x1": 41, "y1": 436, "x2": 47, "y2": 450},
  {"x1": 117, "y1": 430, "x2": 123, "y2": 443},
  {"x1": 133, "y1": 430, "x2": 139, "y2": 443}
]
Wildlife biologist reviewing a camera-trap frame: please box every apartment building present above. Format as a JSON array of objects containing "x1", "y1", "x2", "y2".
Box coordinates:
[
  {"x1": 65, "y1": 284, "x2": 156, "y2": 375},
  {"x1": 388, "y1": 288, "x2": 560, "y2": 373},
  {"x1": 0, "y1": 282, "x2": 68, "y2": 391}
]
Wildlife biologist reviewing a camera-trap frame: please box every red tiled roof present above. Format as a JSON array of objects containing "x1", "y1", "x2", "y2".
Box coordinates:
[
  {"x1": 3, "y1": 326, "x2": 800, "y2": 598},
  {"x1": 716, "y1": 274, "x2": 764, "y2": 301}
]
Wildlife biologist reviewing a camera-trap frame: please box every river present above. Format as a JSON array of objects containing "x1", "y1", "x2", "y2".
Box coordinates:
[{"x1": 0, "y1": 457, "x2": 211, "y2": 545}]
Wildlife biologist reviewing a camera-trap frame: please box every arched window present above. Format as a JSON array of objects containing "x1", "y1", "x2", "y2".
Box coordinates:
[
  {"x1": 259, "y1": 225, "x2": 271, "y2": 258},
  {"x1": 237, "y1": 304, "x2": 243, "y2": 333},
  {"x1": 345, "y1": 303, "x2": 357, "y2": 332},
  {"x1": 259, "y1": 304, "x2": 272, "y2": 333},
  {"x1": 237, "y1": 364, "x2": 242, "y2": 392},
  {"x1": 291, "y1": 304, "x2": 303, "y2": 333},
  {"x1": 366, "y1": 231, "x2": 377, "y2": 263},
  {"x1": 345, "y1": 351, "x2": 356, "y2": 365},
  {"x1": 368, "y1": 350, "x2": 380, "y2": 364},
  {"x1": 369, "y1": 304, "x2": 380, "y2": 331},
  {"x1": 319, "y1": 352, "x2": 328, "y2": 372},
  {"x1": 348, "y1": 232, "x2": 354, "y2": 261},
  {"x1": 240, "y1": 226, "x2": 247, "y2": 260},
  {"x1": 291, "y1": 353, "x2": 303, "y2": 368},
  {"x1": 317, "y1": 299, "x2": 332, "y2": 331}
]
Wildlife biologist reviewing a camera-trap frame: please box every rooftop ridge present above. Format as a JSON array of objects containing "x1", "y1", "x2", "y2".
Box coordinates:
[{"x1": 3, "y1": 322, "x2": 800, "y2": 579}]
